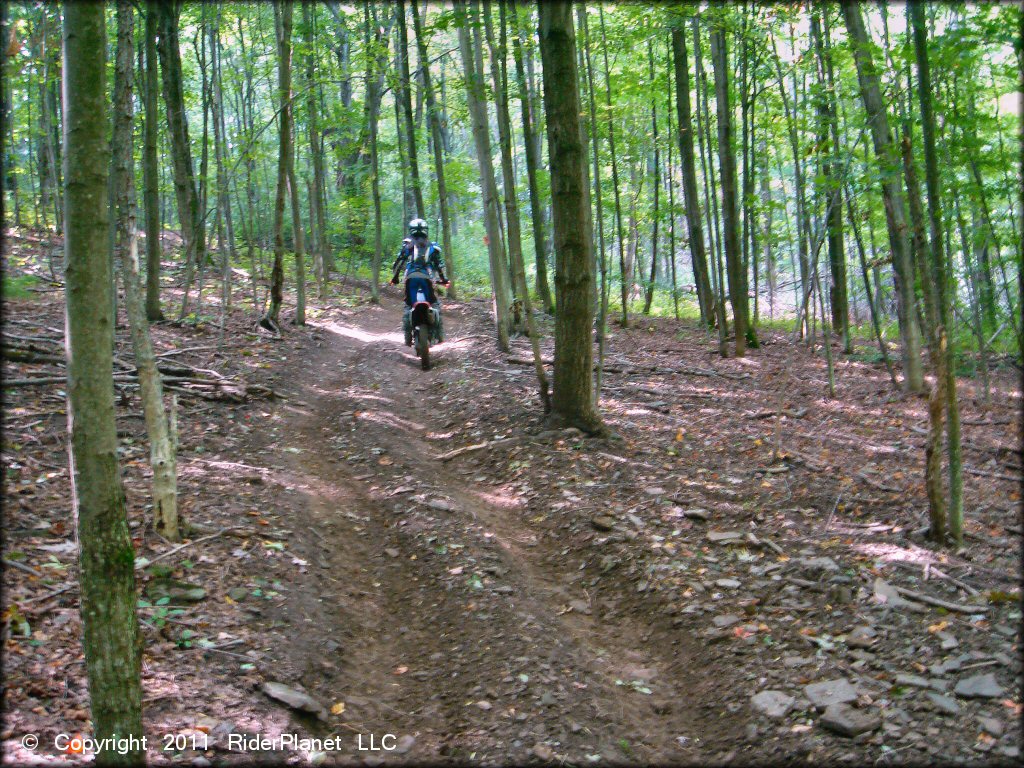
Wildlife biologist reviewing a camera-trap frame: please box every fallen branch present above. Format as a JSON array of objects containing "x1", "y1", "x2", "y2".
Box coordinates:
[
  {"x1": 2, "y1": 376, "x2": 67, "y2": 387},
  {"x1": 747, "y1": 407, "x2": 808, "y2": 420},
  {"x1": 892, "y1": 585, "x2": 987, "y2": 614},
  {"x1": 3, "y1": 557, "x2": 44, "y2": 578},
  {"x1": 135, "y1": 528, "x2": 236, "y2": 571},
  {"x1": 437, "y1": 437, "x2": 521, "y2": 462},
  {"x1": 964, "y1": 466, "x2": 1020, "y2": 482}
]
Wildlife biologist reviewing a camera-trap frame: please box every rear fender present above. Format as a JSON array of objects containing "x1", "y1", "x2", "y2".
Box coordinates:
[{"x1": 410, "y1": 301, "x2": 434, "y2": 327}]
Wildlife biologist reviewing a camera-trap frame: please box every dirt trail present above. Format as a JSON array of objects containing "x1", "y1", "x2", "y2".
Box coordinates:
[{"x1": 249, "y1": 296, "x2": 746, "y2": 764}]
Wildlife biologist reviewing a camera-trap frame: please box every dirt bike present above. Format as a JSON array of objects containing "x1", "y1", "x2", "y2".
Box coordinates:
[
  {"x1": 410, "y1": 298, "x2": 438, "y2": 370},
  {"x1": 403, "y1": 280, "x2": 447, "y2": 371}
]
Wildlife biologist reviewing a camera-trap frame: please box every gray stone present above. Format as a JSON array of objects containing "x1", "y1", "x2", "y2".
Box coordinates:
[
  {"x1": 394, "y1": 735, "x2": 416, "y2": 755},
  {"x1": 998, "y1": 745, "x2": 1019, "y2": 759},
  {"x1": 925, "y1": 692, "x2": 960, "y2": 715},
  {"x1": 978, "y1": 717, "x2": 1004, "y2": 737},
  {"x1": 683, "y1": 508, "x2": 710, "y2": 521},
  {"x1": 937, "y1": 631, "x2": 959, "y2": 650},
  {"x1": 872, "y1": 577, "x2": 913, "y2": 609},
  {"x1": 818, "y1": 703, "x2": 881, "y2": 737},
  {"x1": 750, "y1": 690, "x2": 795, "y2": 720},
  {"x1": 591, "y1": 515, "x2": 616, "y2": 532},
  {"x1": 800, "y1": 557, "x2": 840, "y2": 573},
  {"x1": 715, "y1": 579, "x2": 742, "y2": 589},
  {"x1": 954, "y1": 672, "x2": 1003, "y2": 699},
  {"x1": 846, "y1": 626, "x2": 877, "y2": 649},
  {"x1": 712, "y1": 614, "x2": 741, "y2": 628},
  {"x1": 707, "y1": 530, "x2": 743, "y2": 543},
  {"x1": 804, "y1": 678, "x2": 858, "y2": 709},
  {"x1": 783, "y1": 656, "x2": 813, "y2": 668},
  {"x1": 895, "y1": 674, "x2": 930, "y2": 689},
  {"x1": 532, "y1": 743, "x2": 554, "y2": 761},
  {"x1": 260, "y1": 682, "x2": 328, "y2": 721}
]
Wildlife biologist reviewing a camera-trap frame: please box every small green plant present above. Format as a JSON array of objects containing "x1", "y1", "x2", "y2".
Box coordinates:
[{"x1": 2, "y1": 274, "x2": 38, "y2": 300}]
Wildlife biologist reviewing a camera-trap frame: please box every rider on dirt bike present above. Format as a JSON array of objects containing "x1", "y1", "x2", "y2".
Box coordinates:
[{"x1": 390, "y1": 218, "x2": 449, "y2": 346}]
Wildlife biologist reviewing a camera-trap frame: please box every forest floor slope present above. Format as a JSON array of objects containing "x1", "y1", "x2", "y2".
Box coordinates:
[{"x1": 2, "y1": 232, "x2": 1021, "y2": 765}]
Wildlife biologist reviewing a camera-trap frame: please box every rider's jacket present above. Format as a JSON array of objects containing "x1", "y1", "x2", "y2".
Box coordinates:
[{"x1": 391, "y1": 239, "x2": 447, "y2": 284}]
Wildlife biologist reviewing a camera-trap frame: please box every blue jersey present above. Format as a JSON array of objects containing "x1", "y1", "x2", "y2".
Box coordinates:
[{"x1": 391, "y1": 240, "x2": 447, "y2": 283}]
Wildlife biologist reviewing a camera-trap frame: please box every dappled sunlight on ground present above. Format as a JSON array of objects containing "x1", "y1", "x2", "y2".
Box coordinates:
[
  {"x1": 852, "y1": 540, "x2": 939, "y2": 565},
  {"x1": 317, "y1": 319, "x2": 403, "y2": 345},
  {"x1": 355, "y1": 407, "x2": 425, "y2": 433}
]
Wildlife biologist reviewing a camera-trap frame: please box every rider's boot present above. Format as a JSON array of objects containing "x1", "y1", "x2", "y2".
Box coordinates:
[
  {"x1": 402, "y1": 310, "x2": 413, "y2": 346},
  {"x1": 434, "y1": 310, "x2": 444, "y2": 343}
]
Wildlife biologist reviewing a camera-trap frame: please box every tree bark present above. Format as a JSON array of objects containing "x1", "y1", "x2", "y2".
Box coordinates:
[
  {"x1": 598, "y1": 7, "x2": 628, "y2": 329},
  {"x1": 710, "y1": 20, "x2": 749, "y2": 357},
  {"x1": 111, "y1": 0, "x2": 179, "y2": 542},
  {"x1": 455, "y1": 0, "x2": 512, "y2": 350},
  {"x1": 512, "y1": 0, "x2": 553, "y2": 314},
  {"x1": 910, "y1": 0, "x2": 963, "y2": 545},
  {"x1": 538, "y1": 1, "x2": 604, "y2": 435},
  {"x1": 642, "y1": 39, "x2": 660, "y2": 316},
  {"x1": 396, "y1": 0, "x2": 424, "y2": 218},
  {"x1": 265, "y1": 1, "x2": 293, "y2": 328},
  {"x1": 62, "y1": 3, "x2": 144, "y2": 760},
  {"x1": 142, "y1": 3, "x2": 163, "y2": 321},
  {"x1": 156, "y1": 1, "x2": 205, "y2": 322},
  {"x1": 303, "y1": 1, "x2": 327, "y2": 297},
  {"x1": 842, "y1": 2, "x2": 925, "y2": 393},
  {"x1": 411, "y1": 0, "x2": 456, "y2": 299},
  {"x1": 671, "y1": 26, "x2": 714, "y2": 329},
  {"x1": 813, "y1": 9, "x2": 849, "y2": 353},
  {"x1": 209, "y1": 7, "x2": 237, "y2": 323}
]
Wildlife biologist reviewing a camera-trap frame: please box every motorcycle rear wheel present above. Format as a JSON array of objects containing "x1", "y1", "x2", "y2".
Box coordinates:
[{"x1": 415, "y1": 327, "x2": 430, "y2": 370}]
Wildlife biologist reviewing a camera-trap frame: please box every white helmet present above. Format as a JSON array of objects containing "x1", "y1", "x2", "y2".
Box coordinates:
[{"x1": 408, "y1": 218, "x2": 428, "y2": 238}]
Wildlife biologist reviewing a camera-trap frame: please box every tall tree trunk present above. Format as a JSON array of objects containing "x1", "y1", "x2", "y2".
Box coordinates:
[
  {"x1": 483, "y1": 0, "x2": 528, "y2": 336},
  {"x1": 396, "y1": 0, "x2": 424, "y2": 218},
  {"x1": 265, "y1": 1, "x2": 293, "y2": 328},
  {"x1": 578, "y1": 7, "x2": 610, "y2": 400},
  {"x1": 597, "y1": 7, "x2": 629, "y2": 329},
  {"x1": 455, "y1": 0, "x2": 512, "y2": 350},
  {"x1": 512, "y1": 0, "x2": 553, "y2": 314},
  {"x1": 711, "y1": 21, "x2": 749, "y2": 357},
  {"x1": 813, "y1": 8, "x2": 850, "y2": 353},
  {"x1": 771, "y1": 35, "x2": 811, "y2": 339},
  {"x1": 665, "y1": 49, "x2": 680, "y2": 321},
  {"x1": 303, "y1": 2, "x2": 327, "y2": 297},
  {"x1": 111, "y1": 0, "x2": 179, "y2": 542},
  {"x1": 671, "y1": 26, "x2": 714, "y2": 329},
  {"x1": 363, "y1": 2, "x2": 390, "y2": 304},
  {"x1": 538, "y1": 1, "x2": 604, "y2": 435},
  {"x1": 694, "y1": 18, "x2": 729, "y2": 354},
  {"x1": 62, "y1": 3, "x2": 144, "y2": 760},
  {"x1": 842, "y1": 2, "x2": 925, "y2": 393},
  {"x1": 142, "y1": 3, "x2": 163, "y2": 321},
  {"x1": 411, "y1": 0, "x2": 456, "y2": 299},
  {"x1": 209, "y1": 7, "x2": 236, "y2": 322},
  {"x1": 911, "y1": 1, "x2": 963, "y2": 545},
  {"x1": 642, "y1": 40, "x2": 660, "y2": 316},
  {"x1": 157, "y1": 1, "x2": 204, "y2": 321},
  {"x1": 484, "y1": 0, "x2": 549, "y2": 409},
  {"x1": 845, "y1": 180, "x2": 899, "y2": 389}
]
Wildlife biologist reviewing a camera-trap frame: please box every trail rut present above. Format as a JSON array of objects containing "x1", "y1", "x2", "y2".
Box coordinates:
[{"x1": 245, "y1": 297, "x2": 747, "y2": 764}]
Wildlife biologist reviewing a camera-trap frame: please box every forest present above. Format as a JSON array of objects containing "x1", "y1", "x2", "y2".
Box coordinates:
[{"x1": 1, "y1": 1, "x2": 1021, "y2": 765}]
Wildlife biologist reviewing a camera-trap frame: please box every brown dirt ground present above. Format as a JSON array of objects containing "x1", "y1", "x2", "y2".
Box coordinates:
[{"x1": 2, "y1": 229, "x2": 1021, "y2": 765}]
